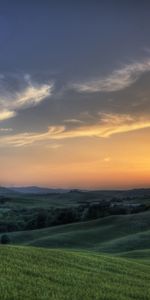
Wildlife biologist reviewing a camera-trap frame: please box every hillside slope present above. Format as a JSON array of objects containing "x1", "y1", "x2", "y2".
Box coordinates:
[
  {"x1": 0, "y1": 246, "x2": 150, "y2": 300},
  {"x1": 6, "y1": 210, "x2": 150, "y2": 254}
]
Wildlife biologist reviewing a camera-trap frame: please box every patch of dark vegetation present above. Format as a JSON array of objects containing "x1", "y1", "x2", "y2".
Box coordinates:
[
  {"x1": 1, "y1": 234, "x2": 10, "y2": 244},
  {"x1": 0, "y1": 191, "x2": 149, "y2": 234}
]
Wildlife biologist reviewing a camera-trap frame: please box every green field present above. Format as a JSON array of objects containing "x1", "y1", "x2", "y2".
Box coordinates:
[
  {"x1": 0, "y1": 246, "x2": 150, "y2": 300},
  {"x1": 6, "y1": 210, "x2": 150, "y2": 254},
  {"x1": 1, "y1": 190, "x2": 150, "y2": 299}
]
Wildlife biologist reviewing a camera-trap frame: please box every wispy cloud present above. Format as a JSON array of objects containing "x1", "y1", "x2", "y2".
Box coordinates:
[
  {"x1": 1, "y1": 113, "x2": 150, "y2": 147},
  {"x1": 0, "y1": 110, "x2": 16, "y2": 121},
  {"x1": 0, "y1": 74, "x2": 54, "y2": 121},
  {"x1": 64, "y1": 119, "x2": 85, "y2": 124},
  {"x1": 71, "y1": 59, "x2": 150, "y2": 93},
  {"x1": 12, "y1": 84, "x2": 52, "y2": 109},
  {"x1": 0, "y1": 127, "x2": 13, "y2": 132}
]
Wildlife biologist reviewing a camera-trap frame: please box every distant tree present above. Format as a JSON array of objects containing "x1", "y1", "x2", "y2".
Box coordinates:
[
  {"x1": 36, "y1": 210, "x2": 47, "y2": 228},
  {"x1": 1, "y1": 234, "x2": 10, "y2": 244}
]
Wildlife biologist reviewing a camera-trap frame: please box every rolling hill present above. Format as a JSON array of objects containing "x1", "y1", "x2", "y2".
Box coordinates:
[
  {"x1": 9, "y1": 186, "x2": 69, "y2": 194},
  {"x1": 0, "y1": 246, "x2": 149, "y2": 300},
  {"x1": 5, "y1": 210, "x2": 150, "y2": 255},
  {"x1": 1, "y1": 189, "x2": 150, "y2": 299}
]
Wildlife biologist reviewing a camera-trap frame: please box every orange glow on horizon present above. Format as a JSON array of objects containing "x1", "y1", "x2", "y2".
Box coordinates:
[{"x1": 0, "y1": 127, "x2": 150, "y2": 189}]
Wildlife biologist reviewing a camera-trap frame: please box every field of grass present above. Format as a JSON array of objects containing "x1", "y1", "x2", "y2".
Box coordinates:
[
  {"x1": 0, "y1": 245, "x2": 150, "y2": 300},
  {"x1": 6, "y1": 210, "x2": 150, "y2": 254},
  {"x1": 1, "y1": 191, "x2": 150, "y2": 300}
]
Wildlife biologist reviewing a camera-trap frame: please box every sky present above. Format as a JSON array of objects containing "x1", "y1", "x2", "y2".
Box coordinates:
[{"x1": 0, "y1": 0, "x2": 150, "y2": 189}]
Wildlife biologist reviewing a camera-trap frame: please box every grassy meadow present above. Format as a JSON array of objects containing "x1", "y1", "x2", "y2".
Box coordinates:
[
  {"x1": 0, "y1": 246, "x2": 150, "y2": 300},
  {"x1": 5, "y1": 210, "x2": 150, "y2": 253},
  {"x1": 0, "y1": 189, "x2": 150, "y2": 299}
]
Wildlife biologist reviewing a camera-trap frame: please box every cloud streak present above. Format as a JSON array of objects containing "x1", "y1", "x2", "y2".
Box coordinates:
[
  {"x1": 71, "y1": 59, "x2": 150, "y2": 93},
  {"x1": 0, "y1": 74, "x2": 54, "y2": 121},
  {"x1": 1, "y1": 113, "x2": 150, "y2": 147},
  {"x1": 0, "y1": 127, "x2": 13, "y2": 132},
  {"x1": 0, "y1": 110, "x2": 16, "y2": 121}
]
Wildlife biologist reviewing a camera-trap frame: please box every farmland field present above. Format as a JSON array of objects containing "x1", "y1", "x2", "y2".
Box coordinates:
[
  {"x1": 4, "y1": 210, "x2": 150, "y2": 253},
  {"x1": 0, "y1": 188, "x2": 150, "y2": 300},
  {"x1": 0, "y1": 246, "x2": 150, "y2": 300}
]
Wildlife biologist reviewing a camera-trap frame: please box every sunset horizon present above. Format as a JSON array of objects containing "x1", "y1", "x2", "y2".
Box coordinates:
[
  {"x1": 1, "y1": 2, "x2": 150, "y2": 299},
  {"x1": 0, "y1": 1, "x2": 150, "y2": 189}
]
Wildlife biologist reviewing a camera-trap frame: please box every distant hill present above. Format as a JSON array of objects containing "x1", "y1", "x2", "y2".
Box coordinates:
[
  {"x1": 2, "y1": 186, "x2": 150, "y2": 197},
  {"x1": 6, "y1": 210, "x2": 150, "y2": 254},
  {"x1": 0, "y1": 186, "x2": 17, "y2": 196},
  {"x1": 8, "y1": 186, "x2": 70, "y2": 194},
  {"x1": 9, "y1": 186, "x2": 150, "y2": 197}
]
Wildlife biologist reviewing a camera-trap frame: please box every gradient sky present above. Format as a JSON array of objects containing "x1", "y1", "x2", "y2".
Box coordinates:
[{"x1": 0, "y1": 0, "x2": 150, "y2": 189}]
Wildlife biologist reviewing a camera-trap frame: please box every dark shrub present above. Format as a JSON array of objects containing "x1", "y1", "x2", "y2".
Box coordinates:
[
  {"x1": 1, "y1": 234, "x2": 10, "y2": 244},
  {"x1": 36, "y1": 210, "x2": 48, "y2": 228}
]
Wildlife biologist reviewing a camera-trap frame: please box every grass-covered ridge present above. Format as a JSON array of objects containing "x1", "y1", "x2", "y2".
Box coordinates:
[
  {"x1": 0, "y1": 188, "x2": 149, "y2": 233},
  {"x1": 1, "y1": 189, "x2": 150, "y2": 300},
  {"x1": 0, "y1": 245, "x2": 150, "y2": 300},
  {"x1": 6, "y1": 210, "x2": 150, "y2": 254}
]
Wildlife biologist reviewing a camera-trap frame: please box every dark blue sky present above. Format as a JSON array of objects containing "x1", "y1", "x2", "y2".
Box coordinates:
[
  {"x1": 0, "y1": 1, "x2": 150, "y2": 75},
  {"x1": 0, "y1": 1, "x2": 150, "y2": 188},
  {"x1": 0, "y1": 1, "x2": 149, "y2": 129}
]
